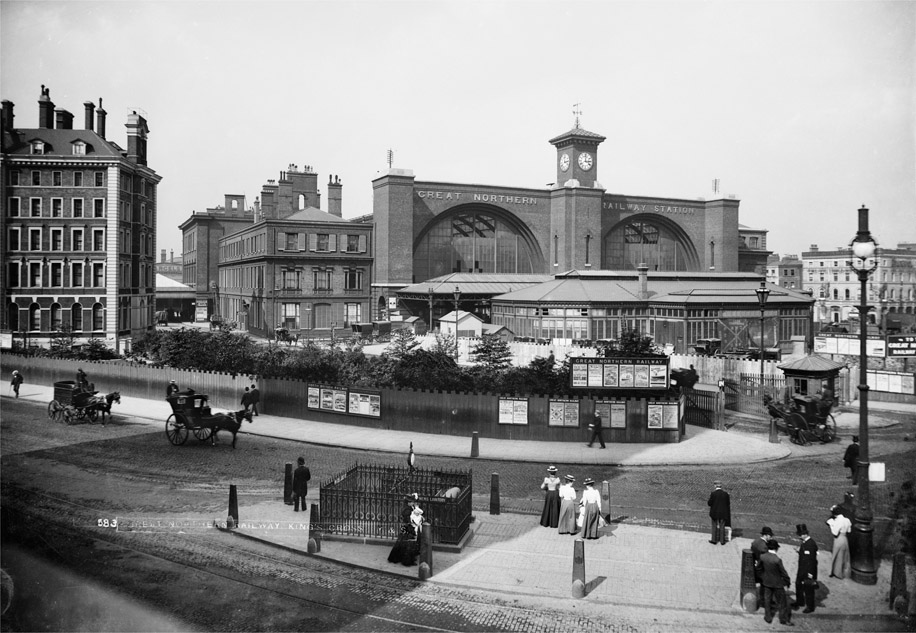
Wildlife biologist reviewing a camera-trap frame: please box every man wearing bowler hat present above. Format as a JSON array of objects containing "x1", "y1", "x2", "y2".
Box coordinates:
[
  {"x1": 751, "y1": 526, "x2": 774, "y2": 602},
  {"x1": 760, "y1": 539, "x2": 793, "y2": 626},
  {"x1": 791, "y1": 524, "x2": 819, "y2": 613},
  {"x1": 843, "y1": 435, "x2": 860, "y2": 484},
  {"x1": 707, "y1": 480, "x2": 731, "y2": 545}
]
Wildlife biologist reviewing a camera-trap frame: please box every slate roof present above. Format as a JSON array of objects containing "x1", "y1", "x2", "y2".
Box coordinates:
[
  {"x1": 155, "y1": 273, "x2": 193, "y2": 293},
  {"x1": 3, "y1": 127, "x2": 124, "y2": 157},
  {"x1": 399, "y1": 273, "x2": 554, "y2": 298},
  {"x1": 283, "y1": 206, "x2": 346, "y2": 223},
  {"x1": 778, "y1": 354, "x2": 846, "y2": 374},
  {"x1": 548, "y1": 126, "x2": 607, "y2": 144}
]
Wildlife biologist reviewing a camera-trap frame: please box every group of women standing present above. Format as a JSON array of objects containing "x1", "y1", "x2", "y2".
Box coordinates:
[{"x1": 539, "y1": 466, "x2": 604, "y2": 539}]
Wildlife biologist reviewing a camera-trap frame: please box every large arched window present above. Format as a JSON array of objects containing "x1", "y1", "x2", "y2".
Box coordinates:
[
  {"x1": 71, "y1": 303, "x2": 83, "y2": 331},
  {"x1": 8, "y1": 303, "x2": 19, "y2": 332},
  {"x1": 51, "y1": 303, "x2": 62, "y2": 330},
  {"x1": 604, "y1": 217, "x2": 698, "y2": 271},
  {"x1": 413, "y1": 207, "x2": 543, "y2": 281},
  {"x1": 29, "y1": 303, "x2": 41, "y2": 330},
  {"x1": 92, "y1": 303, "x2": 104, "y2": 330}
]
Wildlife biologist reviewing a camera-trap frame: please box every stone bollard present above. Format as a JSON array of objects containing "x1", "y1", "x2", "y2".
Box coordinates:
[
  {"x1": 768, "y1": 418, "x2": 779, "y2": 443},
  {"x1": 571, "y1": 539, "x2": 586, "y2": 598},
  {"x1": 307, "y1": 503, "x2": 321, "y2": 553},
  {"x1": 889, "y1": 551, "x2": 907, "y2": 612},
  {"x1": 283, "y1": 463, "x2": 293, "y2": 505},
  {"x1": 471, "y1": 432, "x2": 479, "y2": 458},
  {"x1": 227, "y1": 484, "x2": 239, "y2": 529},
  {"x1": 740, "y1": 548, "x2": 758, "y2": 612},
  {"x1": 418, "y1": 523, "x2": 433, "y2": 580},
  {"x1": 489, "y1": 472, "x2": 500, "y2": 515},
  {"x1": 601, "y1": 480, "x2": 610, "y2": 521}
]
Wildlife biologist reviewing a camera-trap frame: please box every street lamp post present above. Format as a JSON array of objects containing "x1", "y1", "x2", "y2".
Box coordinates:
[
  {"x1": 428, "y1": 286, "x2": 435, "y2": 334},
  {"x1": 848, "y1": 205, "x2": 879, "y2": 585},
  {"x1": 755, "y1": 280, "x2": 773, "y2": 442},
  {"x1": 453, "y1": 285, "x2": 461, "y2": 360}
]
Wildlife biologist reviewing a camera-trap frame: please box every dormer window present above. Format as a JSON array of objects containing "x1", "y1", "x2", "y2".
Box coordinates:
[
  {"x1": 72, "y1": 141, "x2": 86, "y2": 155},
  {"x1": 30, "y1": 141, "x2": 45, "y2": 155}
]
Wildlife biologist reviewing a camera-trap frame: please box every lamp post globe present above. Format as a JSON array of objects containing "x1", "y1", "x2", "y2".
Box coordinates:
[{"x1": 848, "y1": 205, "x2": 878, "y2": 586}]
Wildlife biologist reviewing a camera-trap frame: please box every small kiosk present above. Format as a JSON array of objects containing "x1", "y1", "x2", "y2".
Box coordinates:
[{"x1": 778, "y1": 354, "x2": 846, "y2": 409}]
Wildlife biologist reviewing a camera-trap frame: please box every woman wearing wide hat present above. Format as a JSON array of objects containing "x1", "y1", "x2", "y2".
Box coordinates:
[
  {"x1": 580, "y1": 478, "x2": 603, "y2": 539},
  {"x1": 539, "y1": 466, "x2": 561, "y2": 528},
  {"x1": 557, "y1": 474, "x2": 579, "y2": 535},
  {"x1": 388, "y1": 493, "x2": 421, "y2": 566}
]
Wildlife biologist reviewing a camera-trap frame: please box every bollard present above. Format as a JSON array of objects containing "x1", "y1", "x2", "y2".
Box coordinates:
[
  {"x1": 470, "y1": 432, "x2": 479, "y2": 458},
  {"x1": 768, "y1": 418, "x2": 779, "y2": 443},
  {"x1": 890, "y1": 551, "x2": 907, "y2": 611},
  {"x1": 283, "y1": 462, "x2": 293, "y2": 504},
  {"x1": 740, "y1": 548, "x2": 758, "y2": 612},
  {"x1": 601, "y1": 480, "x2": 610, "y2": 521},
  {"x1": 489, "y1": 472, "x2": 500, "y2": 515},
  {"x1": 418, "y1": 523, "x2": 433, "y2": 579},
  {"x1": 307, "y1": 502, "x2": 321, "y2": 553},
  {"x1": 228, "y1": 484, "x2": 239, "y2": 529},
  {"x1": 571, "y1": 538, "x2": 586, "y2": 598}
]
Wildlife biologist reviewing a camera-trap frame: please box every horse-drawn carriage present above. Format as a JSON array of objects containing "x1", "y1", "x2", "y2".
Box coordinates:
[
  {"x1": 47, "y1": 380, "x2": 120, "y2": 425},
  {"x1": 274, "y1": 326, "x2": 299, "y2": 346},
  {"x1": 165, "y1": 391, "x2": 252, "y2": 448},
  {"x1": 764, "y1": 392, "x2": 838, "y2": 445}
]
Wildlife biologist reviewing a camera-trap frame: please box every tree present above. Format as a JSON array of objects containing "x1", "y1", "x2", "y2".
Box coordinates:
[
  {"x1": 615, "y1": 328, "x2": 656, "y2": 356},
  {"x1": 431, "y1": 331, "x2": 457, "y2": 358},
  {"x1": 49, "y1": 325, "x2": 77, "y2": 356},
  {"x1": 385, "y1": 328, "x2": 420, "y2": 361},
  {"x1": 471, "y1": 334, "x2": 512, "y2": 372}
]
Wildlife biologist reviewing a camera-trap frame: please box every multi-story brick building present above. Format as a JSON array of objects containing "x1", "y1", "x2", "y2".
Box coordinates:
[
  {"x1": 766, "y1": 254, "x2": 803, "y2": 290},
  {"x1": 802, "y1": 242, "x2": 916, "y2": 326},
  {"x1": 1, "y1": 86, "x2": 161, "y2": 353}
]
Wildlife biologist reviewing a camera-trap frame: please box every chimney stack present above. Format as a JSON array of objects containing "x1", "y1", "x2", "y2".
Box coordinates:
[
  {"x1": 161, "y1": 249, "x2": 167, "y2": 263},
  {"x1": 170, "y1": 249, "x2": 174, "y2": 263},
  {"x1": 1, "y1": 100, "x2": 13, "y2": 132},
  {"x1": 55, "y1": 108, "x2": 74, "y2": 130},
  {"x1": 328, "y1": 174, "x2": 343, "y2": 218},
  {"x1": 637, "y1": 263, "x2": 649, "y2": 301},
  {"x1": 38, "y1": 85, "x2": 55, "y2": 129},
  {"x1": 83, "y1": 101, "x2": 95, "y2": 131},
  {"x1": 126, "y1": 110, "x2": 149, "y2": 165},
  {"x1": 96, "y1": 98, "x2": 106, "y2": 139}
]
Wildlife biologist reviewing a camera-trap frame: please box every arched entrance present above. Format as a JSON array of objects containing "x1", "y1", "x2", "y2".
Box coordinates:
[
  {"x1": 413, "y1": 204, "x2": 546, "y2": 280},
  {"x1": 604, "y1": 214, "x2": 700, "y2": 271}
]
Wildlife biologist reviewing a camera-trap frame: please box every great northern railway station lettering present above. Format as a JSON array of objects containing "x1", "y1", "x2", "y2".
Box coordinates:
[
  {"x1": 417, "y1": 190, "x2": 539, "y2": 205},
  {"x1": 603, "y1": 202, "x2": 696, "y2": 214}
]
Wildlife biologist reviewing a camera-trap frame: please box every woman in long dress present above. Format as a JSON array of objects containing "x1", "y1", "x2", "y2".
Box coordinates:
[
  {"x1": 388, "y1": 493, "x2": 420, "y2": 566},
  {"x1": 557, "y1": 474, "x2": 578, "y2": 534},
  {"x1": 539, "y1": 466, "x2": 561, "y2": 528},
  {"x1": 580, "y1": 478, "x2": 603, "y2": 539},
  {"x1": 826, "y1": 505, "x2": 852, "y2": 578}
]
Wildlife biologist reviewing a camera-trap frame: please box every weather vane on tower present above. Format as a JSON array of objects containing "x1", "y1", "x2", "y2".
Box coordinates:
[{"x1": 573, "y1": 103, "x2": 582, "y2": 127}]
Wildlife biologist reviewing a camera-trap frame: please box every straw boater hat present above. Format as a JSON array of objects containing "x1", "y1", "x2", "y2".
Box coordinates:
[
  {"x1": 547, "y1": 466, "x2": 558, "y2": 474},
  {"x1": 583, "y1": 477, "x2": 595, "y2": 486},
  {"x1": 564, "y1": 474, "x2": 576, "y2": 482}
]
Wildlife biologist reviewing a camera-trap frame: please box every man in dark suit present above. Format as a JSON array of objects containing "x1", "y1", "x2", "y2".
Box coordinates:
[
  {"x1": 249, "y1": 384, "x2": 260, "y2": 416},
  {"x1": 707, "y1": 480, "x2": 731, "y2": 545},
  {"x1": 241, "y1": 387, "x2": 252, "y2": 413},
  {"x1": 843, "y1": 435, "x2": 860, "y2": 484},
  {"x1": 791, "y1": 524, "x2": 819, "y2": 613},
  {"x1": 292, "y1": 456, "x2": 311, "y2": 512},
  {"x1": 760, "y1": 539, "x2": 793, "y2": 626},
  {"x1": 751, "y1": 526, "x2": 774, "y2": 602}
]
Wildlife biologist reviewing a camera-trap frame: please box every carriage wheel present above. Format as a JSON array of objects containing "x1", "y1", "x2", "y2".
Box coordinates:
[
  {"x1": 166, "y1": 414, "x2": 189, "y2": 445},
  {"x1": 48, "y1": 400, "x2": 63, "y2": 422},
  {"x1": 786, "y1": 413, "x2": 810, "y2": 445},
  {"x1": 820, "y1": 414, "x2": 838, "y2": 443},
  {"x1": 86, "y1": 407, "x2": 99, "y2": 424},
  {"x1": 63, "y1": 407, "x2": 78, "y2": 426},
  {"x1": 193, "y1": 426, "x2": 213, "y2": 442}
]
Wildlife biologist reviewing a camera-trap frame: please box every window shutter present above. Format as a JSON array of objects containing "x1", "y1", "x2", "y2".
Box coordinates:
[
  {"x1": 278, "y1": 232, "x2": 285, "y2": 251},
  {"x1": 309, "y1": 233, "x2": 317, "y2": 252},
  {"x1": 358, "y1": 235, "x2": 367, "y2": 253},
  {"x1": 275, "y1": 269, "x2": 282, "y2": 290},
  {"x1": 340, "y1": 234, "x2": 347, "y2": 252},
  {"x1": 329, "y1": 234, "x2": 337, "y2": 252},
  {"x1": 299, "y1": 233, "x2": 306, "y2": 251}
]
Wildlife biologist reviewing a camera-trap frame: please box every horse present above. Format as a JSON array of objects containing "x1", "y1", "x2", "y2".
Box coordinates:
[
  {"x1": 207, "y1": 409, "x2": 253, "y2": 448},
  {"x1": 88, "y1": 391, "x2": 121, "y2": 425}
]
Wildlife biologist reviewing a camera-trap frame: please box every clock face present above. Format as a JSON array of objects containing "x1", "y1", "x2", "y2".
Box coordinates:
[
  {"x1": 577, "y1": 152, "x2": 593, "y2": 171},
  {"x1": 559, "y1": 153, "x2": 570, "y2": 172}
]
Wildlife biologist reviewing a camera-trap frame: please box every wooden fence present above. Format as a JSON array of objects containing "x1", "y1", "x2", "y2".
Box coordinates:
[{"x1": 318, "y1": 463, "x2": 472, "y2": 545}]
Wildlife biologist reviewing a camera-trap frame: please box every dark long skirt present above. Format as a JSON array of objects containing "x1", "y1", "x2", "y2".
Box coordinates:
[
  {"x1": 582, "y1": 501, "x2": 601, "y2": 539},
  {"x1": 540, "y1": 489, "x2": 561, "y2": 528},
  {"x1": 388, "y1": 527, "x2": 419, "y2": 566}
]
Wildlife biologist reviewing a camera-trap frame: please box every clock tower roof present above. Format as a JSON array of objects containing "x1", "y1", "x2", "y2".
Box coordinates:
[{"x1": 549, "y1": 126, "x2": 606, "y2": 147}]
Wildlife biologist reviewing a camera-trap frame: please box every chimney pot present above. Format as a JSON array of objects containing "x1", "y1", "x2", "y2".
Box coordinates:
[
  {"x1": 96, "y1": 98, "x2": 107, "y2": 139},
  {"x1": 637, "y1": 263, "x2": 649, "y2": 301},
  {"x1": 38, "y1": 85, "x2": 55, "y2": 129},
  {"x1": 83, "y1": 101, "x2": 95, "y2": 131},
  {"x1": 1, "y1": 100, "x2": 14, "y2": 132}
]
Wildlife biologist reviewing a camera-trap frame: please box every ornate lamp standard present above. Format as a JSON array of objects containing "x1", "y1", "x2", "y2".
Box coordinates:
[
  {"x1": 428, "y1": 286, "x2": 435, "y2": 334},
  {"x1": 755, "y1": 281, "x2": 774, "y2": 441},
  {"x1": 848, "y1": 204, "x2": 879, "y2": 585},
  {"x1": 453, "y1": 285, "x2": 461, "y2": 359}
]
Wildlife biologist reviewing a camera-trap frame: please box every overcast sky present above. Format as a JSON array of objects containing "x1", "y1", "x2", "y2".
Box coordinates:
[{"x1": 2, "y1": 0, "x2": 914, "y2": 260}]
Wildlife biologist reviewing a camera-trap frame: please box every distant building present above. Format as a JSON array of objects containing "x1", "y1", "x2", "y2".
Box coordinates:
[
  {"x1": 738, "y1": 223, "x2": 771, "y2": 274},
  {"x1": 802, "y1": 242, "x2": 916, "y2": 325},
  {"x1": 155, "y1": 248, "x2": 182, "y2": 282},
  {"x1": 766, "y1": 254, "x2": 803, "y2": 290},
  {"x1": 1, "y1": 86, "x2": 161, "y2": 353}
]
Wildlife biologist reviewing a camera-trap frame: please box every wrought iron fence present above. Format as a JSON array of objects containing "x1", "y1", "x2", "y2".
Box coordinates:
[
  {"x1": 682, "y1": 387, "x2": 720, "y2": 429},
  {"x1": 319, "y1": 462, "x2": 473, "y2": 545}
]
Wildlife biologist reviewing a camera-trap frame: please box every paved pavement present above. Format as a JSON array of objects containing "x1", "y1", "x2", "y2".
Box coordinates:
[{"x1": 5, "y1": 384, "x2": 914, "y2": 629}]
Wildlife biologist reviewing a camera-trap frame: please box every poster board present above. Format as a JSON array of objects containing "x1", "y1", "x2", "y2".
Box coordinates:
[
  {"x1": 596, "y1": 400, "x2": 627, "y2": 429},
  {"x1": 548, "y1": 399, "x2": 579, "y2": 427},
  {"x1": 570, "y1": 356, "x2": 670, "y2": 390},
  {"x1": 498, "y1": 397, "x2": 529, "y2": 425},
  {"x1": 308, "y1": 384, "x2": 381, "y2": 418}
]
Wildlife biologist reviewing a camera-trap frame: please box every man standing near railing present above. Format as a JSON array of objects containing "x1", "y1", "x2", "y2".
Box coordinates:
[{"x1": 292, "y1": 456, "x2": 311, "y2": 512}]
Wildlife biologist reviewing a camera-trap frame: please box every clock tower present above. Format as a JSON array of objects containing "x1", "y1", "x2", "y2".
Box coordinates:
[{"x1": 549, "y1": 124, "x2": 605, "y2": 188}]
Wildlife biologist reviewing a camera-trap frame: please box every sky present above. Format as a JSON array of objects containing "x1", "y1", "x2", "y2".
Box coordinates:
[{"x1": 2, "y1": 0, "x2": 914, "y2": 260}]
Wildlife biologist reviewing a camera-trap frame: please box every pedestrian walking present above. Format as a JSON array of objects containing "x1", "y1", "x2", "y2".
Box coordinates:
[
  {"x1": 751, "y1": 526, "x2": 774, "y2": 602},
  {"x1": 826, "y1": 505, "x2": 852, "y2": 579},
  {"x1": 579, "y1": 478, "x2": 603, "y2": 539},
  {"x1": 791, "y1": 523, "x2": 819, "y2": 613},
  {"x1": 249, "y1": 384, "x2": 260, "y2": 416},
  {"x1": 707, "y1": 480, "x2": 731, "y2": 545},
  {"x1": 587, "y1": 410, "x2": 606, "y2": 448},
  {"x1": 843, "y1": 436, "x2": 860, "y2": 484},
  {"x1": 166, "y1": 379, "x2": 179, "y2": 398},
  {"x1": 10, "y1": 370, "x2": 24, "y2": 398},
  {"x1": 539, "y1": 466, "x2": 561, "y2": 528},
  {"x1": 760, "y1": 539, "x2": 793, "y2": 626},
  {"x1": 241, "y1": 387, "x2": 252, "y2": 412},
  {"x1": 292, "y1": 456, "x2": 311, "y2": 512},
  {"x1": 557, "y1": 474, "x2": 579, "y2": 535}
]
